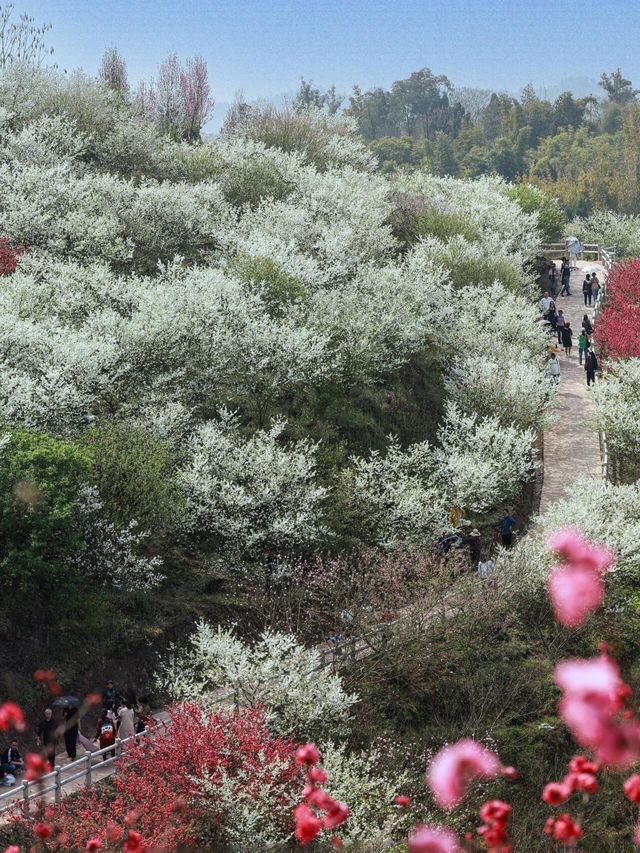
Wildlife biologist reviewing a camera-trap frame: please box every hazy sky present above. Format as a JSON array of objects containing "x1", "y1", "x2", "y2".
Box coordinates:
[{"x1": 18, "y1": 0, "x2": 640, "y2": 102}]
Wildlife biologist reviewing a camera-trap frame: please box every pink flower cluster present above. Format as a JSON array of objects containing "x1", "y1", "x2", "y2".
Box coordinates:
[
  {"x1": 546, "y1": 528, "x2": 613, "y2": 627},
  {"x1": 427, "y1": 739, "x2": 501, "y2": 810},
  {"x1": 293, "y1": 743, "x2": 349, "y2": 846},
  {"x1": 554, "y1": 653, "x2": 640, "y2": 767}
]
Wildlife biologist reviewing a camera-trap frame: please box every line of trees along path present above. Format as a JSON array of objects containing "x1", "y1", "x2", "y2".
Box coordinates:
[{"x1": 539, "y1": 260, "x2": 603, "y2": 515}]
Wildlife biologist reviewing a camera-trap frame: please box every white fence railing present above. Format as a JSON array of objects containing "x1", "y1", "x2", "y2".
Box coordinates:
[{"x1": 0, "y1": 721, "x2": 170, "y2": 815}]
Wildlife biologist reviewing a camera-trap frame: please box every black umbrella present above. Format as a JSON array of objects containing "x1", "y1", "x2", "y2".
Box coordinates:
[{"x1": 51, "y1": 695, "x2": 82, "y2": 708}]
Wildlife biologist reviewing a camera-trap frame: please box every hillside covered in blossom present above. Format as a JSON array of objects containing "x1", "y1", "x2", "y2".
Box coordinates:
[{"x1": 3, "y1": 13, "x2": 640, "y2": 850}]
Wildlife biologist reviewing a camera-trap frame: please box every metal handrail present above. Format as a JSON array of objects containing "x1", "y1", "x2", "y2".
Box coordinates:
[{"x1": 0, "y1": 720, "x2": 169, "y2": 814}]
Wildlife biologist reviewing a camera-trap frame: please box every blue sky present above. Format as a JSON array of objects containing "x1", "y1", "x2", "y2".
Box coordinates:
[{"x1": 19, "y1": 0, "x2": 640, "y2": 103}]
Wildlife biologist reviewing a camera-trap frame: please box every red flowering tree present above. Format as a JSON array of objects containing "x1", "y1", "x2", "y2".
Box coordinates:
[
  {"x1": 8, "y1": 705, "x2": 303, "y2": 850},
  {"x1": 595, "y1": 260, "x2": 640, "y2": 360},
  {"x1": 0, "y1": 238, "x2": 25, "y2": 276}
]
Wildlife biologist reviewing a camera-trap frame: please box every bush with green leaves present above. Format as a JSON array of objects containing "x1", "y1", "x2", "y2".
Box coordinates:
[
  {"x1": 0, "y1": 429, "x2": 92, "y2": 596},
  {"x1": 505, "y1": 183, "x2": 565, "y2": 243},
  {"x1": 81, "y1": 422, "x2": 179, "y2": 532}
]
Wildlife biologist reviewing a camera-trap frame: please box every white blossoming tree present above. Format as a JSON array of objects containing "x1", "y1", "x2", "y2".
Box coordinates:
[
  {"x1": 156, "y1": 622, "x2": 357, "y2": 741},
  {"x1": 592, "y1": 358, "x2": 640, "y2": 477},
  {"x1": 178, "y1": 411, "x2": 328, "y2": 554}
]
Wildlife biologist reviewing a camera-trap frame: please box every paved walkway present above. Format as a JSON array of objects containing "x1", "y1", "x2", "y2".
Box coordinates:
[{"x1": 539, "y1": 260, "x2": 603, "y2": 515}]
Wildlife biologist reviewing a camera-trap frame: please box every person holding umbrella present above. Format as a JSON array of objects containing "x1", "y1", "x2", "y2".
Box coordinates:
[{"x1": 51, "y1": 695, "x2": 82, "y2": 762}]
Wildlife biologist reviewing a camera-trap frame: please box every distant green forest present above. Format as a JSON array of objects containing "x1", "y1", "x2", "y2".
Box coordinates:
[{"x1": 296, "y1": 67, "x2": 640, "y2": 217}]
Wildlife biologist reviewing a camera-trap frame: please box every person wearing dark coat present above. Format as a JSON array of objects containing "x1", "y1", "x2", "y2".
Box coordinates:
[
  {"x1": 560, "y1": 258, "x2": 571, "y2": 296},
  {"x1": 585, "y1": 349, "x2": 599, "y2": 386},
  {"x1": 561, "y1": 322, "x2": 573, "y2": 357},
  {"x1": 63, "y1": 707, "x2": 79, "y2": 760}
]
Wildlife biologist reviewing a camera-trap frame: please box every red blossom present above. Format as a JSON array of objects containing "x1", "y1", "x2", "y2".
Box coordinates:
[
  {"x1": 322, "y1": 801, "x2": 349, "y2": 830},
  {"x1": 85, "y1": 840, "x2": 103, "y2": 851},
  {"x1": 123, "y1": 829, "x2": 145, "y2": 852},
  {"x1": 307, "y1": 766, "x2": 328, "y2": 784},
  {"x1": 0, "y1": 701, "x2": 25, "y2": 732},
  {"x1": 568, "y1": 755, "x2": 599, "y2": 775},
  {"x1": 624, "y1": 774, "x2": 640, "y2": 803},
  {"x1": 547, "y1": 814, "x2": 582, "y2": 843},
  {"x1": 293, "y1": 803, "x2": 323, "y2": 844},
  {"x1": 394, "y1": 794, "x2": 411, "y2": 807},
  {"x1": 34, "y1": 669, "x2": 56, "y2": 682},
  {"x1": 595, "y1": 260, "x2": 640, "y2": 360},
  {"x1": 479, "y1": 800, "x2": 512, "y2": 823},
  {"x1": 34, "y1": 822, "x2": 53, "y2": 840},
  {"x1": 542, "y1": 782, "x2": 571, "y2": 805},
  {"x1": 295, "y1": 743, "x2": 321, "y2": 765},
  {"x1": 25, "y1": 752, "x2": 49, "y2": 781},
  {"x1": 0, "y1": 238, "x2": 25, "y2": 276}
]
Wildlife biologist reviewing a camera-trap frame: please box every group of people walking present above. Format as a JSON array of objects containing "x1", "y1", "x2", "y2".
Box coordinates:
[
  {"x1": 548, "y1": 259, "x2": 600, "y2": 305},
  {"x1": 1, "y1": 680, "x2": 154, "y2": 786},
  {"x1": 541, "y1": 260, "x2": 601, "y2": 387}
]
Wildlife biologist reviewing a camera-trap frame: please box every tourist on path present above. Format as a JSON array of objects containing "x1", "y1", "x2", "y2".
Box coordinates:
[
  {"x1": 135, "y1": 698, "x2": 153, "y2": 735},
  {"x1": 556, "y1": 309, "x2": 566, "y2": 344},
  {"x1": 560, "y1": 258, "x2": 571, "y2": 296},
  {"x1": 582, "y1": 274, "x2": 593, "y2": 306},
  {"x1": 117, "y1": 701, "x2": 136, "y2": 740},
  {"x1": 63, "y1": 706, "x2": 79, "y2": 761},
  {"x1": 561, "y1": 322, "x2": 573, "y2": 357},
  {"x1": 96, "y1": 710, "x2": 117, "y2": 761},
  {"x1": 103, "y1": 680, "x2": 120, "y2": 711},
  {"x1": 36, "y1": 708, "x2": 57, "y2": 769},
  {"x1": 548, "y1": 264, "x2": 558, "y2": 298},
  {"x1": 539, "y1": 291, "x2": 554, "y2": 314},
  {"x1": 1, "y1": 740, "x2": 23, "y2": 775},
  {"x1": 547, "y1": 352, "x2": 561, "y2": 383},
  {"x1": 585, "y1": 348, "x2": 599, "y2": 386},
  {"x1": 500, "y1": 509, "x2": 517, "y2": 549},
  {"x1": 591, "y1": 273, "x2": 600, "y2": 302},
  {"x1": 582, "y1": 314, "x2": 593, "y2": 336},
  {"x1": 577, "y1": 329, "x2": 588, "y2": 365},
  {"x1": 566, "y1": 237, "x2": 582, "y2": 269}
]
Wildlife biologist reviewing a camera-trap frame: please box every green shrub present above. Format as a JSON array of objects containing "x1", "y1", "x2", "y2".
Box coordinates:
[
  {"x1": 229, "y1": 254, "x2": 308, "y2": 316},
  {"x1": 0, "y1": 430, "x2": 92, "y2": 595},
  {"x1": 82, "y1": 423, "x2": 179, "y2": 532},
  {"x1": 412, "y1": 208, "x2": 480, "y2": 244},
  {"x1": 507, "y1": 183, "x2": 565, "y2": 242}
]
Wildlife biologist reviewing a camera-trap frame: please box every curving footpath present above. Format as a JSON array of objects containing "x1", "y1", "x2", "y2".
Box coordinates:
[{"x1": 539, "y1": 260, "x2": 603, "y2": 515}]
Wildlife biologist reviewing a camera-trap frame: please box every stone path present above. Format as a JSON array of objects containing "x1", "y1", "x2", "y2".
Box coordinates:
[{"x1": 539, "y1": 260, "x2": 603, "y2": 515}]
